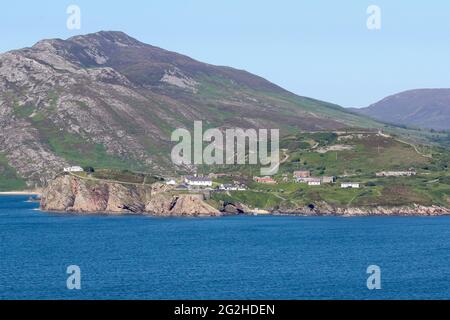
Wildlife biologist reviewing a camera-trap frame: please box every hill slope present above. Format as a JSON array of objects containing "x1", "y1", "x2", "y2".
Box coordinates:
[
  {"x1": 0, "y1": 31, "x2": 381, "y2": 188},
  {"x1": 355, "y1": 89, "x2": 450, "y2": 131}
]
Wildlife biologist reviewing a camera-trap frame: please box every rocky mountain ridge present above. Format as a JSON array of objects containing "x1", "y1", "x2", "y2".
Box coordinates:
[{"x1": 0, "y1": 31, "x2": 378, "y2": 189}]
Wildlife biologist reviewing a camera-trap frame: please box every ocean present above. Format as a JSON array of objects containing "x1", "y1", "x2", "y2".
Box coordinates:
[{"x1": 0, "y1": 195, "x2": 449, "y2": 300}]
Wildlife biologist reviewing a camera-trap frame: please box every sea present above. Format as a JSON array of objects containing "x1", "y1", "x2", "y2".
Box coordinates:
[{"x1": 0, "y1": 195, "x2": 449, "y2": 300}]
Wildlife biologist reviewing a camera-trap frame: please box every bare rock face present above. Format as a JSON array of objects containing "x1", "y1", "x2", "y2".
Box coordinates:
[
  {"x1": 41, "y1": 175, "x2": 220, "y2": 216},
  {"x1": 169, "y1": 195, "x2": 221, "y2": 217},
  {"x1": 144, "y1": 193, "x2": 174, "y2": 215},
  {"x1": 220, "y1": 201, "x2": 246, "y2": 215},
  {"x1": 145, "y1": 193, "x2": 221, "y2": 217},
  {"x1": 276, "y1": 201, "x2": 449, "y2": 216},
  {"x1": 40, "y1": 175, "x2": 75, "y2": 211},
  {"x1": 336, "y1": 205, "x2": 449, "y2": 216}
]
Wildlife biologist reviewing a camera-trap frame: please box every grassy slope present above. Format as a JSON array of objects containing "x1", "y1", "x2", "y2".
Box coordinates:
[
  {"x1": 211, "y1": 132, "x2": 450, "y2": 209},
  {"x1": 0, "y1": 154, "x2": 27, "y2": 191}
]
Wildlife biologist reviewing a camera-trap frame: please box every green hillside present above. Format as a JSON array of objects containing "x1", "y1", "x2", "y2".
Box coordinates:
[{"x1": 209, "y1": 131, "x2": 450, "y2": 210}]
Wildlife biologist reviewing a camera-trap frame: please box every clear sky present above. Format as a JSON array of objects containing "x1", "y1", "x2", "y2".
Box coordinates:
[{"x1": 1, "y1": 0, "x2": 449, "y2": 107}]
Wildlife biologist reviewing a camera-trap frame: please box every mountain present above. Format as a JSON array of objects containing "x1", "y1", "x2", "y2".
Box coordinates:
[
  {"x1": 354, "y1": 89, "x2": 450, "y2": 131},
  {"x1": 0, "y1": 31, "x2": 377, "y2": 189}
]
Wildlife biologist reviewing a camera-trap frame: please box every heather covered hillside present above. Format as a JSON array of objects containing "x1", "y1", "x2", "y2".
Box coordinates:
[{"x1": 0, "y1": 31, "x2": 383, "y2": 188}]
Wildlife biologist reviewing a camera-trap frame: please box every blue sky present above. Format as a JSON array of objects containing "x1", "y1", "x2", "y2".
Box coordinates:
[{"x1": 1, "y1": 0, "x2": 449, "y2": 107}]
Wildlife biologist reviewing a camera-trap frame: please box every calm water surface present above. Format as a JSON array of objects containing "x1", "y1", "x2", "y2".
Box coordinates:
[{"x1": 0, "y1": 195, "x2": 449, "y2": 299}]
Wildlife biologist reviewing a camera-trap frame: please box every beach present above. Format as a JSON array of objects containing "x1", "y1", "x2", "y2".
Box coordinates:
[{"x1": 0, "y1": 191, "x2": 41, "y2": 196}]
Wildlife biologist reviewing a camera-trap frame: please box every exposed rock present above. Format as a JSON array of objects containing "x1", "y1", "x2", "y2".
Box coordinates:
[
  {"x1": 220, "y1": 201, "x2": 246, "y2": 215},
  {"x1": 170, "y1": 194, "x2": 221, "y2": 216},
  {"x1": 41, "y1": 175, "x2": 220, "y2": 216},
  {"x1": 274, "y1": 201, "x2": 449, "y2": 216},
  {"x1": 145, "y1": 193, "x2": 220, "y2": 217},
  {"x1": 40, "y1": 175, "x2": 75, "y2": 211}
]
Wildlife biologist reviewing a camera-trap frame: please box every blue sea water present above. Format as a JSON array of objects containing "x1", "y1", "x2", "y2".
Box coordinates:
[{"x1": 0, "y1": 195, "x2": 449, "y2": 300}]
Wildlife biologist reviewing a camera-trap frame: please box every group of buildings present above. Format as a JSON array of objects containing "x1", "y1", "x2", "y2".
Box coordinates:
[
  {"x1": 64, "y1": 164, "x2": 415, "y2": 193},
  {"x1": 252, "y1": 170, "x2": 360, "y2": 188},
  {"x1": 293, "y1": 170, "x2": 360, "y2": 188},
  {"x1": 166, "y1": 175, "x2": 247, "y2": 192},
  {"x1": 293, "y1": 170, "x2": 336, "y2": 186},
  {"x1": 376, "y1": 169, "x2": 416, "y2": 177}
]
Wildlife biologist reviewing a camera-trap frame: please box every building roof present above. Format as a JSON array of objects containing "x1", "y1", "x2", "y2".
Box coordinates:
[{"x1": 185, "y1": 176, "x2": 212, "y2": 182}]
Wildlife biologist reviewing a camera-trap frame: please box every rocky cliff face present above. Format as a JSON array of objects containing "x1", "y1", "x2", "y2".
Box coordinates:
[
  {"x1": 40, "y1": 175, "x2": 220, "y2": 216},
  {"x1": 275, "y1": 201, "x2": 449, "y2": 216}
]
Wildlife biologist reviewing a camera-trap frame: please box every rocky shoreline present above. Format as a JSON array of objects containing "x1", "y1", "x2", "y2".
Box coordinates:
[
  {"x1": 273, "y1": 203, "x2": 450, "y2": 217},
  {"x1": 40, "y1": 175, "x2": 221, "y2": 217},
  {"x1": 40, "y1": 175, "x2": 450, "y2": 217}
]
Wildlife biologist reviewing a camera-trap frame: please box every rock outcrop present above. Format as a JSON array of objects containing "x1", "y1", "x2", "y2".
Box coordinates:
[
  {"x1": 145, "y1": 193, "x2": 220, "y2": 216},
  {"x1": 274, "y1": 201, "x2": 449, "y2": 216},
  {"x1": 41, "y1": 175, "x2": 220, "y2": 216}
]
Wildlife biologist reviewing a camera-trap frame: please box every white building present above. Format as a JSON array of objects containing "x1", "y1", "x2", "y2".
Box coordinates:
[
  {"x1": 341, "y1": 182, "x2": 360, "y2": 189},
  {"x1": 219, "y1": 184, "x2": 247, "y2": 191},
  {"x1": 185, "y1": 176, "x2": 213, "y2": 187},
  {"x1": 308, "y1": 179, "x2": 321, "y2": 186},
  {"x1": 63, "y1": 166, "x2": 84, "y2": 173},
  {"x1": 165, "y1": 179, "x2": 177, "y2": 185},
  {"x1": 376, "y1": 171, "x2": 416, "y2": 177},
  {"x1": 321, "y1": 176, "x2": 336, "y2": 184}
]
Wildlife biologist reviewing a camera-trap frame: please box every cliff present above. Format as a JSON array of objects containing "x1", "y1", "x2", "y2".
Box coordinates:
[{"x1": 40, "y1": 175, "x2": 221, "y2": 216}]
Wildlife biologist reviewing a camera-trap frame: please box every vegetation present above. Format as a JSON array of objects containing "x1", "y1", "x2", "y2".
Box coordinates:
[
  {"x1": 206, "y1": 131, "x2": 450, "y2": 209},
  {"x1": 31, "y1": 116, "x2": 143, "y2": 171},
  {"x1": 89, "y1": 169, "x2": 163, "y2": 185},
  {"x1": 0, "y1": 154, "x2": 27, "y2": 191}
]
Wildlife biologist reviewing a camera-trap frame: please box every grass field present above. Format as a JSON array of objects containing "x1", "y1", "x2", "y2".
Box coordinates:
[{"x1": 209, "y1": 131, "x2": 450, "y2": 209}]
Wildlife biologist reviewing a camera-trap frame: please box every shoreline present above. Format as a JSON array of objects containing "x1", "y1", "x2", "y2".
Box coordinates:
[
  {"x1": 0, "y1": 191, "x2": 41, "y2": 196},
  {"x1": 36, "y1": 208, "x2": 450, "y2": 217}
]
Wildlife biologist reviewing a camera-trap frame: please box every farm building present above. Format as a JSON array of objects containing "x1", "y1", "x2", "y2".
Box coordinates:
[
  {"x1": 341, "y1": 182, "x2": 360, "y2": 189},
  {"x1": 185, "y1": 176, "x2": 213, "y2": 187}
]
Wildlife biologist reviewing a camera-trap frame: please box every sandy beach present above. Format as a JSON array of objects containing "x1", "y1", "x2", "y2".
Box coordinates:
[{"x1": 0, "y1": 191, "x2": 41, "y2": 196}]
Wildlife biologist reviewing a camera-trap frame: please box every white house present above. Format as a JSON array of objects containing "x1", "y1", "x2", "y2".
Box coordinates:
[
  {"x1": 341, "y1": 182, "x2": 360, "y2": 189},
  {"x1": 219, "y1": 184, "x2": 247, "y2": 191},
  {"x1": 165, "y1": 179, "x2": 177, "y2": 185},
  {"x1": 63, "y1": 166, "x2": 84, "y2": 173},
  {"x1": 308, "y1": 179, "x2": 321, "y2": 186},
  {"x1": 185, "y1": 176, "x2": 213, "y2": 187}
]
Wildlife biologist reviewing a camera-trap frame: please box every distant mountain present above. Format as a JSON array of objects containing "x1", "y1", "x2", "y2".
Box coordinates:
[
  {"x1": 354, "y1": 89, "x2": 450, "y2": 131},
  {"x1": 0, "y1": 31, "x2": 376, "y2": 188}
]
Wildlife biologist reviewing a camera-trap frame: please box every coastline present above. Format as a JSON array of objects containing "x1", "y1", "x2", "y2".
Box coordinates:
[{"x1": 0, "y1": 191, "x2": 41, "y2": 196}]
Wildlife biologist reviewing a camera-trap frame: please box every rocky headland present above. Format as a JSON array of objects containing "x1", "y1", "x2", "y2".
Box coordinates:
[
  {"x1": 40, "y1": 175, "x2": 449, "y2": 217},
  {"x1": 40, "y1": 175, "x2": 221, "y2": 216}
]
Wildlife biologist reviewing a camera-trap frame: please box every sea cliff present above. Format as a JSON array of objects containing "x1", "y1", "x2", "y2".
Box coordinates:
[{"x1": 40, "y1": 175, "x2": 221, "y2": 216}]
